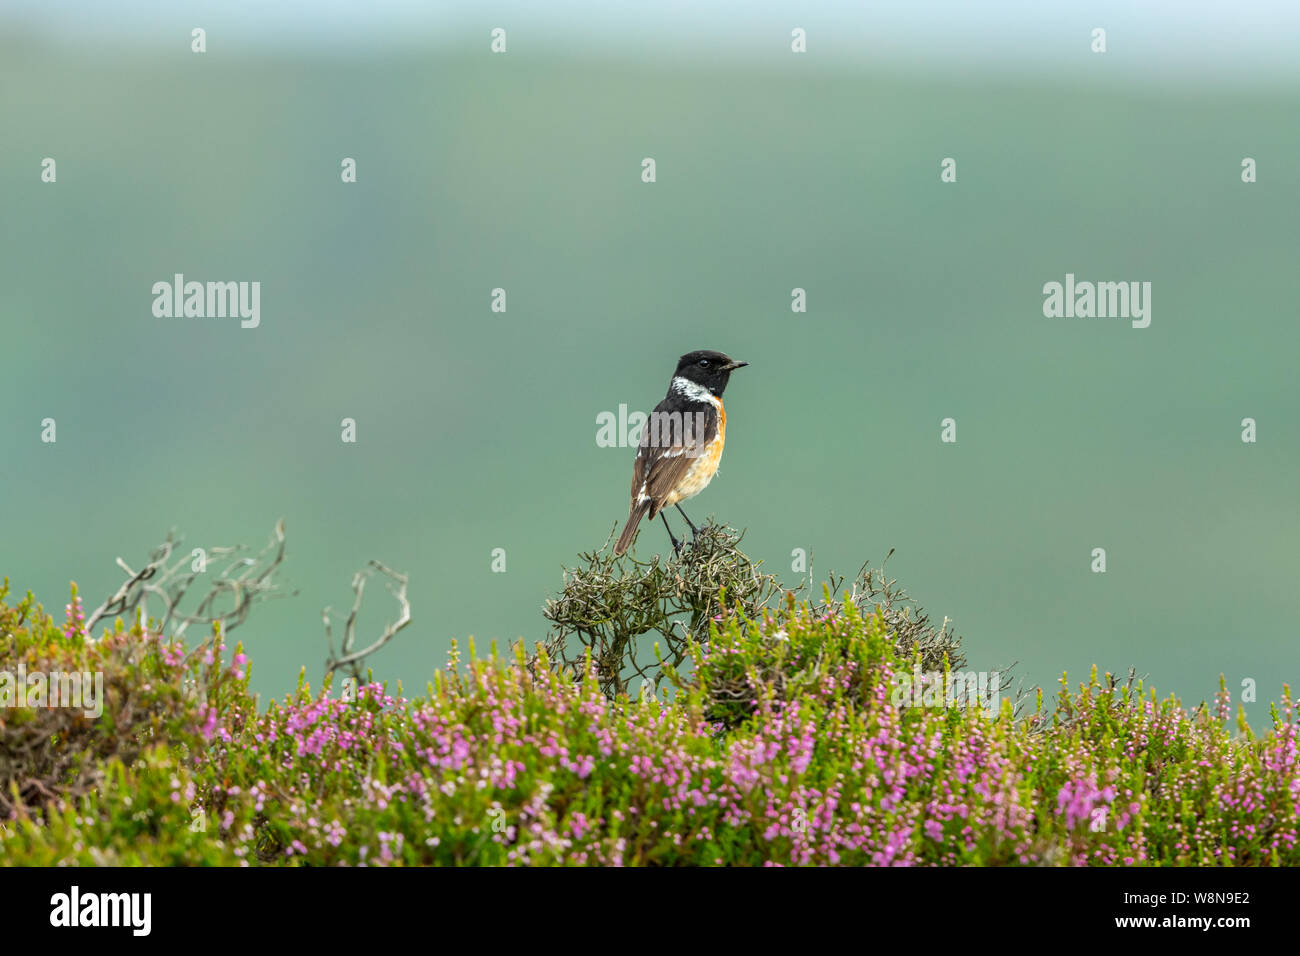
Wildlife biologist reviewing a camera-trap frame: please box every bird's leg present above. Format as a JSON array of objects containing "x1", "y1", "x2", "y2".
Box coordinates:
[
  {"x1": 675, "y1": 505, "x2": 700, "y2": 539},
  {"x1": 660, "y1": 512, "x2": 682, "y2": 555}
]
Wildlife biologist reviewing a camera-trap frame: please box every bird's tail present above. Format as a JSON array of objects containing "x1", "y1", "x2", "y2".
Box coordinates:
[{"x1": 614, "y1": 501, "x2": 651, "y2": 555}]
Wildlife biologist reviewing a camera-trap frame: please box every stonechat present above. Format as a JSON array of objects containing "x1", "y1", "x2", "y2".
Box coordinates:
[{"x1": 614, "y1": 350, "x2": 748, "y2": 555}]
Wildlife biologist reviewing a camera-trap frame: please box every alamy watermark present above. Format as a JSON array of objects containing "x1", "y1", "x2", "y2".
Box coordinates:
[
  {"x1": 891, "y1": 664, "x2": 1002, "y2": 716},
  {"x1": 1042, "y1": 273, "x2": 1151, "y2": 329},
  {"x1": 596, "y1": 406, "x2": 709, "y2": 457},
  {"x1": 49, "y1": 886, "x2": 150, "y2": 936},
  {"x1": 151, "y1": 274, "x2": 260, "y2": 328},
  {"x1": 0, "y1": 662, "x2": 104, "y2": 718}
]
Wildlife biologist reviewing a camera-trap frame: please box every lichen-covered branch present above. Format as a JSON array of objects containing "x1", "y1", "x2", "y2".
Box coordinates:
[
  {"x1": 538, "y1": 522, "x2": 983, "y2": 704},
  {"x1": 323, "y1": 560, "x2": 411, "y2": 684},
  {"x1": 83, "y1": 519, "x2": 294, "y2": 639}
]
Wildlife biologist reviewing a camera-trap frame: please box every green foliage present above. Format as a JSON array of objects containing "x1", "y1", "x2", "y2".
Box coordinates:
[
  {"x1": 0, "y1": 580, "x2": 188, "y2": 817},
  {"x1": 539, "y1": 521, "x2": 784, "y2": 697},
  {"x1": 1, "y1": 579, "x2": 1295, "y2": 866},
  {"x1": 540, "y1": 523, "x2": 966, "y2": 699},
  {"x1": 0, "y1": 578, "x2": 253, "y2": 861}
]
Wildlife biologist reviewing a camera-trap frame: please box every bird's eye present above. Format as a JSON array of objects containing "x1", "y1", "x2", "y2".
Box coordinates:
[{"x1": 698, "y1": 359, "x2": 711, "y2": 368}]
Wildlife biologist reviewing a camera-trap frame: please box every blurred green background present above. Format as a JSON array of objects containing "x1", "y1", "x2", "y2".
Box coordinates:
[{"x1": 3, "y1": 5, "x2": 1298, "y2": 722}]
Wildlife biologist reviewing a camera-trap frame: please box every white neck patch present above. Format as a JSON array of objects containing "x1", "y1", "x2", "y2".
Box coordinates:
[{"x1": 671, "y1": 376, "x2": 720, "y2": 406}]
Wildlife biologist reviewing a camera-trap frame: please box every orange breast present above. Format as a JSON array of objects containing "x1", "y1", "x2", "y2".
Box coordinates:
[{"x1": 665, "y1": 402, "x2": 725, "y2": 506}]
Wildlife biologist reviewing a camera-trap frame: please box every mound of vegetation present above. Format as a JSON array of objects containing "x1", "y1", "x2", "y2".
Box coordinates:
[{"x1": 1, "y1": 530, "x2": 1296, "y2": 864}]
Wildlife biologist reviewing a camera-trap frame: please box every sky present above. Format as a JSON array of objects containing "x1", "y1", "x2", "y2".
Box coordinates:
[{"x1": 5, "y1": 0, "x2": 1300, "y2": 85}]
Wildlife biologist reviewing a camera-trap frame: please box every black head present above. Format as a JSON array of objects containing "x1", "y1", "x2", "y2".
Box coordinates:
[{"x1": 672, "y1": 350, "x2": 749, "y2": 397}]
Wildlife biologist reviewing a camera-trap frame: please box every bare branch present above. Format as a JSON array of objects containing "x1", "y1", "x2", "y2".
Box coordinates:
[
  {"x1": 84, "y1": 520, "x2": 294, "y2": 641},
  {"x1": 323, "y1": 560, "x2": 412, "y2": 684},
  {"x1": 538, "y1": 519, "x2": 784, "y2": 699}
]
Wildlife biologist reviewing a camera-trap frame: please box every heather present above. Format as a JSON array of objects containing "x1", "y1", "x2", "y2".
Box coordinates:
[{"x1": 1, "y1": 577, "x2": 1296, "y2": 866}]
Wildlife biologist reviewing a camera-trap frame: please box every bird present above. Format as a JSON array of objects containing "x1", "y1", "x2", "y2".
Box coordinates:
[{"x1": 614, "y1": 350, "x2": 748, "y2": 556}]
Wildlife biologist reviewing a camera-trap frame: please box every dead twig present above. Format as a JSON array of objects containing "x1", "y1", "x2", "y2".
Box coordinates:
[
  {"x1": 83, "y1": 519, "x2": 294, "y2": 640},
  {"x1": 323, "y1": 560, "x2": 411, "y2": 684}
]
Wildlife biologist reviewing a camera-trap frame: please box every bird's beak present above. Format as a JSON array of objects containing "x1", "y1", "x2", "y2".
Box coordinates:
[{"x1": 723, "y1": 360, "x2": 749, "y2": 371}]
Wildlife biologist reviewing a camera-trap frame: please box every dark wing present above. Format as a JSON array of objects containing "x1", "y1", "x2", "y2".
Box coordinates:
[{"x1": 629, "y1": 396, "x2": 719, "y2": 517}]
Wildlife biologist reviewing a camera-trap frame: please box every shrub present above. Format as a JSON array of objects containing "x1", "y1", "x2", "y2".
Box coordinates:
[
  {"x1": 2, "y1": 580, "x2": 1295, "y2": 866},
  {"x1": 0, "y1": 581, "x2": 192, "y2": 817},
  {"x1": 539, "y1": 521, "x2": 967, "y2": 699}
]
